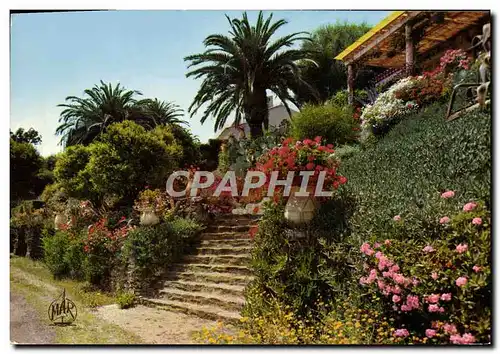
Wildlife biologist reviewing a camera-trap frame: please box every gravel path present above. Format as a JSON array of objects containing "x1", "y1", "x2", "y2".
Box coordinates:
[
  {"x1": 94, "y1": 304, "x2": 216, "y2": 344},
  {"x1": 10, "y1": 293, "x2": 56, "y2": 345}
]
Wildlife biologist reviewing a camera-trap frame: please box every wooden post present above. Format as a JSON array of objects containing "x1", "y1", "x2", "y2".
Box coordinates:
[
  {"x1": 405, "y1": 22, "x2": 415, "y2": 76},
  {"x1": 347, "y1": 64, "x2": 355, "y2": 105}
]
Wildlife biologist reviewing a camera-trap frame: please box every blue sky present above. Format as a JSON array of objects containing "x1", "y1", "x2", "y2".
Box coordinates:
[{"x1": 10, "y1": 10, "x2": 390, "y2": 156}]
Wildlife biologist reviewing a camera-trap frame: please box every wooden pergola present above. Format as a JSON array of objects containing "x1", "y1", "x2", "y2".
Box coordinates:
[{"x1": 335, "y1": 11, "x2": 490, "y2": 104}]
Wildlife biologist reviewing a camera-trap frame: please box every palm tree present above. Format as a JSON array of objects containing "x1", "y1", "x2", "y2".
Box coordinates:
[
  {"x1": 56, "y1": 81, "x2": 185, "y2": 146},
  {"x1": 294, "y1": 23, "x2": 373, "y2": 106},
  {"x1": 136, "y1": 98, "x2": 187, "y2": 126},
  {"x1": 185, "y1": 11, "x2": 315, "y2": 138}
]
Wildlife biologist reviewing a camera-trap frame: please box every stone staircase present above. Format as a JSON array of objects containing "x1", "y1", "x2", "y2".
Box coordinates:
[{"x1": 140, "y1": 214, "x2": 259, "y2": 324}]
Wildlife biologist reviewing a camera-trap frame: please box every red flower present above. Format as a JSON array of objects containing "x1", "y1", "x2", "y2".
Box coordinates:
[
  {"x1": 306, "y1": 162, "x2": 315, "y2": 170},
  {"x1": 249, "y1": 225, "x2": 259, "y2": 239}
]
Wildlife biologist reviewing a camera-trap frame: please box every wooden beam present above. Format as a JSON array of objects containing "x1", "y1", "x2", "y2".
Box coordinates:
[
  {"x1": 347, "y1": 64, "x2": 355, "y2": 105},
  {"x1": 405, "y1": 22, "x2": 415, "y2": 76},
  {"x1": 344, "y1": 11, "x2": 422, "y2": 65}
]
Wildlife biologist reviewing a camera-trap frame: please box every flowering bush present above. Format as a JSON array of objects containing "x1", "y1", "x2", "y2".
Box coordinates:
[
  {"x1": 134, "y1": 188, "x2": 171, "y2": 215},
  {"x1": 358, "y1": 196, "x2": 491, "y2": 344},
  {"x1": 83, "y1": 217, "x2": 135, "y2": 287},
  {"x1": 255, "y1": 136, "x2": 347, "y2": 194},
  {"x1": 360, "y1": 77, "x2": 419, "y2": 132},
  {"x1": 439, "y1": 49, "x2": 471, "y2": 73}
]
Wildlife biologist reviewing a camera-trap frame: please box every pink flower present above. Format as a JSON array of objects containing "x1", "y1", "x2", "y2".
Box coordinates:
[
  {"x1": 425, "y1": 329, "x2": 437, "y2": 338},
  {"x1": 473, "y1": 265, "x2": 482, "y2": 273},
  {"x1": 377, "y1": 280, "x2": 385, "y2": 290},
  {"x1": 390, "y1": 264, "x2": 400, "y2": 272},
  {"x1": 384, "y1": 239, "x2": 391, "y2": 246},
  {"x1": 400, "y1": 304, "x2": 411, "y2": 312},
  {"x1": 472, "y1": 217, "x2": 482, "y2": 225},
  {"x1": 428, "y1": 304, "x2": 440, "y2": 312},
  {"x1": 423, "y1": 245, "x2": 435, "y2": 253},
  {"x1": 412, "y1": 278, "x2": 420, "y2": 286},
  {"x1": 392, "y1": 286, "x2": 402, "y2": 294},
  {"x1": 392, "y1": 295, "x2": 401, "y2": 303},
  {"x1": 393, "y1": 329, "x2": 409, "y2": 337},
  {"x1": 393, "y1": 273, "x2": 405, "y2": 284},
  {"x1": 450, "y1": 333, "x2": 476, "y2": 345},
  {"x1": 456, "y1": 276, "x2": 468, "y2": 287},
  {"x1": 441, "y1": 293, "x2": 452, "y2": 301},
  {"x1": 393, "y1": 215, "x2": 401, "y2": 222},
  {"x1": 443, "y1": 323, "x2": 458, "y2": 334},
  {"x1": 375, "y1": 251, "x2": 383, "y2": 259},
  {"x1": 406, "y1": 295, "x2": 420, "y2": 309},
  {"x1": 360, "y1": 242, "x2": 374, "y2": 256},
  {"x1": 426, "y1": 294, "x2": 440, "y2": 304},
  {"x1": 455, "y1": 243, "x2": 468, "y2": 253},
  {"x1": 431, "y1": 272, "x2": 439, "y2": 280},
  {"x1": 440, "y1": 216, "x2": 451, "y2": 224},
  {"x1": 463, "y1": 202, "x2": 477, "y2": 212},
  {"x1": 373, "y1": 242, "x2": 381, "y2": 249},
  {"x1": 441, "y1": 190, "x2": 455, "y2": 199}
]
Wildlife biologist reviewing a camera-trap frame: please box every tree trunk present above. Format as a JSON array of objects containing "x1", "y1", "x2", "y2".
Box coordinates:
[{"x1": 245, "y1": 89, "x2": 268, "y2": 139}]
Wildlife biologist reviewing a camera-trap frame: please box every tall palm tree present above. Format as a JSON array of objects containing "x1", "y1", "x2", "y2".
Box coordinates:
[
  {"x1": 56, "y1": 81, "x2": 185, "y2": 146},
  {"x1": 136, "y1": 98, "x2": 188, "y2": 126},
  {"x1": 185, "y1": 11, "x2": 315, "y2": 138},
  {"x1": 294, "y1": 23, "x2": 373, "y2": 106}
]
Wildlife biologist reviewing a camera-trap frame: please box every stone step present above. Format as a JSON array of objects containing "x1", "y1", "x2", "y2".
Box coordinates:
[
  {"x1": 206, "y1": 225, "x2": 256, "y2": 233},
  {"x1": 200, "y1": 232, "x2": 252, "y2": 241},
  {"x1": 140, "y1": 297, "x2": 241, "y2": 324},
  {"x1": 167, "y1": 270, "x2": 253, "y2": 286},
  {"x1": 174, "y1": 263, "x2": 252, "y2": 276},
  {"x1": 216, "y1": 216, "x2": 261, "y2": 225},
  {"x1": 183, "y1": 254, "x2": 251, "y2": 266},
  {"x1": 162, "y1": 279, "x2": 245, "y2": 298},
  {"x1": 199, "y1": 238, "x2": 252, "y2": 248},
  {"x1": 197, "y1": 246, "x2": 252, "y2": 256},
  {"x1": 158, "y1": 287, "x2": 244, "y2": 312}
]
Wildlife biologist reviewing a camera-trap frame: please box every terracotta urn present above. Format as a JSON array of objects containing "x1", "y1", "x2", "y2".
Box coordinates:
[{"x1": 54, "y1": 213, "x2": 67, "y2": 230}]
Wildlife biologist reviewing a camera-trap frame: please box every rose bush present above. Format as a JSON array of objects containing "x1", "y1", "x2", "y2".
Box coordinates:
[{"x1": 358, "y1": 196, "x2": 491, "y2": 344}]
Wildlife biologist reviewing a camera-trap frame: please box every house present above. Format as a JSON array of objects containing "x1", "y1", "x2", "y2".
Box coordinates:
[
  {"x1": 334, "y1": 11, "x2": 490, "y2": 104},
  {"x1": 216, "y1": 96, "x2": 297, "y2": 140}
]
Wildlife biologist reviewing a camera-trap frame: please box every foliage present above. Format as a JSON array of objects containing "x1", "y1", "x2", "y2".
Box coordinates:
[
  {"x1": 83, "y1": 217, "x2": 134, "y2": 287},
  {"x1": 56, "y1": 80, "x2": 184, "y2": 147},
  {"x1": 116, "y1": 292, "x2": 136, "y2": 309},
  {"x1": 42, "y1": 229, "x2": 85, "y2": 279},
  {"x1": 332, "y1": 144, "x2": 361, "y2": 161},
  {"x1": 168, "y1": 124, "x2": 201, "y2": 168},
  {"x1": 198, "y1": 139, "x2": 223, "y2": 171},
  {"x1": 10, "y1": 201, "x2": 48, "y2": 258},
  {"x1": 340, "y1": 101, "x2": 491, "y2": 245},
  {"x1": 358, "y1": 200, "x2": 491, "y2": 344},
  {"x1": 290, "y1": 103, "x2": 359, "y2": 146},
  {"x1": 121, "y1": 218, "x2": 202, "y2": 292},
  {"x1": 185, "y1": 11, "x2": 313, "y2": 138},
  {"x1": 134, "y1": 188, "x2": 171, "y2": 215},
  {"x1": 10, "y1": 127, "x2": 42, "y2": 145},
  {"x1": 294, "y1": 22, "x2": 373, "y2": 106},
  {"x1": 10, "y1": 139, "x2": 43, "y2": 202},
  {"x1": 54, "y1": 121, "x2": 182, "y2": 207},
  {"x1": 53, "y1": 144, "x2": 96, "y2": 202}
]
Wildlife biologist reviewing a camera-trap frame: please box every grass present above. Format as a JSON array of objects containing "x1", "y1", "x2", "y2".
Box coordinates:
[{"x1": 10, "y1": 255, "x2": 143, "y2": 344}]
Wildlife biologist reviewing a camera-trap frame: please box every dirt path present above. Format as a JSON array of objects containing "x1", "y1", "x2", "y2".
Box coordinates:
[
  {"x1": 10, "y1": 292, "x2": 56, "y2": 344},
  {"x1": 94, "y1": 304, "x2": 217, "y2": 344}
]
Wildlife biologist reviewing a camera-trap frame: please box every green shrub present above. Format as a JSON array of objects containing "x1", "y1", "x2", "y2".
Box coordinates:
[
  {"x1": 340, "y1": 102, "x2": 491, "y2": 245},
  {"x1": 42, "y1": 229, "x2": 86, "y2": 279},
  {"x1": 116, "y1": 292, "x2": 136, "y2": 309},
  {"x1": 244, "y1": 195, "x2": 355, "y2": 320},
  {"x1": 291, "y1": 103, "x2": 358, "y2": 146},
  {"x1": 332, "y1": 144, "x2": 361, "y2": 161},
  {"x1": 10, "y1": 139, "x2": 43, "y2": 202},
  {"x1": 122, "y1": 218, "x2": 201, "y2": 292},
  {"x1": 10, "y1": 201, "x2": 47, "y2": 258}
]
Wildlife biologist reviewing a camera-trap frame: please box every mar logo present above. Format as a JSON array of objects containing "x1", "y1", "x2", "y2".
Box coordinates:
[{"x1": 48, "y1": 289, "x2": 77, "y2": 325}]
